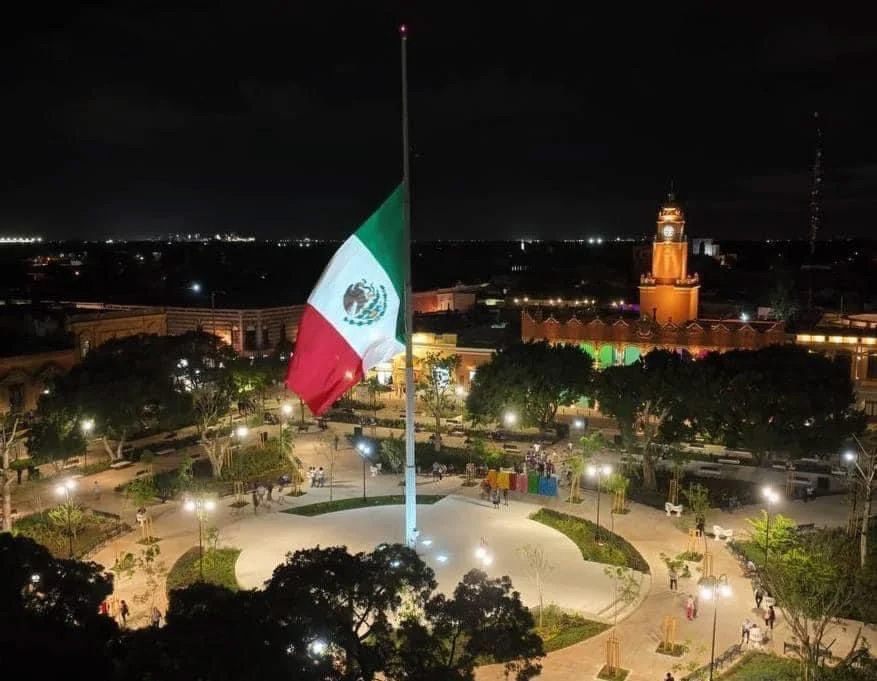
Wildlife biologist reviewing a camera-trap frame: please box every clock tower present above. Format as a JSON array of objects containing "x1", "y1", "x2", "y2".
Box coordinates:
[{"x1": 638, "y1": 193, "x2": 699, "y2": 324}]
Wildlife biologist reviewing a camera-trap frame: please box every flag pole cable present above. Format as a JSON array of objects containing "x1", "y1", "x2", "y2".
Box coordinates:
[{"x1": 400, "y1": 23, "x2": 417, "y2": 549}]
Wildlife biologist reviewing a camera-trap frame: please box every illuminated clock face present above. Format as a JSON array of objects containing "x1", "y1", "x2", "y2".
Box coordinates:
[{"x1": 662, "y1": 224, "x2": 675, "y2": 240}]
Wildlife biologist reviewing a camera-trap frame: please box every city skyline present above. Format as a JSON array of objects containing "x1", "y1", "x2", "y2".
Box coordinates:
[{"x1": 2, "y1": 5, "x2": 876, "y2": 241}]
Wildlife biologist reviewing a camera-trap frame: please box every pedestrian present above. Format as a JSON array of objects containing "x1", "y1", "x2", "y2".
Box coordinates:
[
  {"x1": 99, "y1": 599, "x2": 109, "y2": 616},
  {"x1": 754, "y1": 586, "x2": 764, "y2": 610},
  {"x1": 696, "y1": 516, "x2": 705, "y2": 537},
  {"x1": 491, "y1": 488, "x2": 500, "y2": 509},
  {"x1": 151, "y1": 606, "x2": 162, "y2": 627},
  {"x1": 664, "y1": 673, "x2": 675, "y2": 681},
  {"x1": 92, "y1": 480, "x2": 101, "y2": 500},
  {"x1": 120, "y1": 600, "x2": 130, "y2": 627},
  {"x1": 317, "y1": 467, "x2": 325, "y2": 487},
  {"x1": 669, "y1": 567, "x2": 678, "y2": 591},
  {"x1": 741, "y1": 618, "x2": 752, "y2": 643},
  {"x1": 251, "y1": 489, "x2": 259, "y2": 514},
  {"x1": 267, "y1": 482, "x2": 274, "y2": 501},
  {"x1": 693, "y1": 594, "x2": 699, "y2": 619},
  {"x1": 765, "y1": 605, "x2": 776, "y2": 630},
  {"x1": 308, "y1": 467, "x2": 315, "y2": 487},
  {"x1": 502, "y1": 487, "x2": 509, "y2": 506},
  {"x1": 685, "y1": 595, "x2": 694, "y2": 620}
]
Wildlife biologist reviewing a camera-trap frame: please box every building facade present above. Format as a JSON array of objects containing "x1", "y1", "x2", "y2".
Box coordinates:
[
  {"x1": 70, "y1": 302, "x2": 304, "y2": 357},
  {"x1": 412, "y1": 285, "x2": 481, "y2": 314},
  {"x1": 67, "y1": 309, "x2": 167, "y2": 358},
  {"x1": 0, "y1": 348, "x2": 78, "y2": 415},
  {"x1": 794, "y1": 314, "x2": 877, "y2": 421}
]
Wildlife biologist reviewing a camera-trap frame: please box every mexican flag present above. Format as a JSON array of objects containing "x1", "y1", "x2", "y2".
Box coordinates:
[{"x1": 287, "y1": 185, "x2": 405, "y2": 415}]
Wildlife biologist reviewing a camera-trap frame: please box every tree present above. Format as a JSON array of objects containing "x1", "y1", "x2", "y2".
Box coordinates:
[
  {"x1": 317, "y1": 435, "x2": 342, "y2": 501},
  {"x1": 418, "y1": 353, "x2": 461, "y2": 452},
  {"x1": 0, "y1": 534, "x2": 116, "y2": 679},
  {"x1": 747, "y1": 511, "x2": 798, "y2": 565},
  {"x1": 768, "y1": 278, "x2": 800, "y2": 322},
  {"x1": 517, "y1": 544, "x2": 554, "y2": 628},
  {"x1": 1, "y1": 415, "x2": 19, "y2": 532},
  {"x1": 192, "y1": 384, "x2": 233, "y2": 478},
  {"x1": 266, "y1": 544, "x2": 437, "y2": 681},
  {"x1": 466, "y1": 341, "x2": 594, "y2": 429},
  {"x1": 682, "y1": 483, "x2": 710, "y2": 522},
  {"x1": 594, "y1": 350, "x2": 689, "y2": 489},
  {"x1": 394, "y1": 570, "x2": 543, "y2": 681},
  {"x1": 382, "y1": 434, "x2": 405, "y2": 476},
  {"x1": 760, "y1": 530, "x2": 865, "y2": 681},
  {"x1": 847, "y1": 433, "x2": 877, "y2": 568},
  {"x1": 602, "y1": 565, "x2": 642, "y2": 627},
  {"x1": 26, "y1": 406, "x2": 85, "y2": 471}
]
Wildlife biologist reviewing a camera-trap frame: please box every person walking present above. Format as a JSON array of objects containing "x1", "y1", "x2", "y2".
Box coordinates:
[
  {"x1": 251, "y1": 489, "x2": 259, "y2": 514},
  {"x1": 491, "y1": 488, "x2": 500, "y2": 509},
  {"x1": 669, "y1": 567, "x2": 678, "y2": 591},
  {"x1": 685, "y1": 595, "x2": 694, "y2": 620},
  {"x1": 741, "y1": 618, "x2": 752, "y2": 644},
  {"x1": 119, "y1": 600, "x2": 130, "y2": 627},
  {"x1": 693, "y1": 594, "x2": 699, "y2": 619},
  {"x1": 151, "y1": 606, "x2": 162, "y2": 627},
  {"x1": 502, "y1": 487, "x2": 509, "y2": 506},
  {"x1": 754, "y1": 586, "x2": 764, "y2": 610},
  {"x1": 92, "y1": 481, "x2": 101, "y2": 500},
  {"x1": 765, "y1": 605, "x2": 776, "y2": 631},
  {"x1": 665, "y1": 673, "x2": 675, "y2": 681}
]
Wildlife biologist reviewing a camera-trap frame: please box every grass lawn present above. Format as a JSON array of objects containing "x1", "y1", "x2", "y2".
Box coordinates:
[
  {"x1": 597, "y1": 665, "x2": 629, "y2": 681},
  {"x1": 529, "y1": 508, "x2": 650, "y2": 573},
  {"x1": 13, "y1": 510, "x2": 130, "y2": 559},
  {"x1": 534, "y1": 607, "x2": 608, "y2": 653},
  {"x1": 717, "y1": 653, "x2": 798, "y2": 681},
  {"x1": 166, "y1": 547, "x2": 241, "y2": 593},
  {"x1": 283, "y1": 495, "x2": 444, "y2": 517}
]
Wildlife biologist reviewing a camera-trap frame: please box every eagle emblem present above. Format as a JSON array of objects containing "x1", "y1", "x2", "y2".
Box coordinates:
[{"x1": 342, "y1": 279, "x2": 388, "y2": 326}]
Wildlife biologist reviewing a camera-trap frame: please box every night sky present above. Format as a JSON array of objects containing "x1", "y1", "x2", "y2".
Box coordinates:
[{"x1": 2, "y1": 4, "x2": 876, "y2": 241}]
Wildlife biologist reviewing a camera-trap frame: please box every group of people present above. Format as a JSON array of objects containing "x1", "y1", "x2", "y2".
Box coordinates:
[
  {"x1": 307, "y1": 466, "x2": 326, "y2": 487},
  {"x1": 523, "y1": 446, "x2": 560, "y2": 479},
  {"x1": 431, "y1": 462, "x2": 448, "y2": 481}
]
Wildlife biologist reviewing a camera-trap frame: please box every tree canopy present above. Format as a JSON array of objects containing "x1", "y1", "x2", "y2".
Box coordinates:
[
  {"x1": 2, "y1": 539, "x2": 543, "y2": 681},
  {"x1": 466, "y1": 341, "x2": 594, "y2": 428}
]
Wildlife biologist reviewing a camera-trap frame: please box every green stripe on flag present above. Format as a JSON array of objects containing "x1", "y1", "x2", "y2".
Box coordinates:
[{"x1": 354, "y1": 184, "x2": 406, "y2": 343}]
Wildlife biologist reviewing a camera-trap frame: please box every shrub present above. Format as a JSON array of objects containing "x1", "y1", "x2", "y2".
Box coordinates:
[{"x1": 221, "y1": 439, "x2": 288, "y2": 481}]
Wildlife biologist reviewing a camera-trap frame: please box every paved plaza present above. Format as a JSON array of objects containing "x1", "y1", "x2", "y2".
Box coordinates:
[{"x1": 232, "y1": 495, "x2": 629, "y2": 618}]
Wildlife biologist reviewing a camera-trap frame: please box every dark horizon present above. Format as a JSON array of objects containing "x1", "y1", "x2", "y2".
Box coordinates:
[{"x1": 2, "y1": 4, "x2": 876, "y2": 241}]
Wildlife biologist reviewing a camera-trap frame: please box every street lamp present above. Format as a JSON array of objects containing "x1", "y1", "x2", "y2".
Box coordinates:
[
  {"x1": 762, "y1": 487, "x2": 779, "y2": 572},
  {"x1": 700, "y1": 574, "x2": 732, "y2": 681},
  {"x1": 54, "y1": 479, "x2": 78, "y2": 558},
  {"x1": 504, "y1": 412, "x2": 517, "y2": 429},
  {"x1": 81, "y1": 419, "x2": 94, "y2": 468},
  {"x1": 281, "y1": 403, "x2": 293, "y2": 418},
  {"x1": 356, "y1": 441, "x2": 372, "y2": 501},
  {"x1": 184, "y1": 497, "x2": 216, "y2": 581},
  {"x1": 587, "y1": 463, "x2": 612, "y2": 542},
  {"x1": 474, "y1": 542, "x2": 494, "y2": 568},
  {"x1": 235, "y1": 425, "x2": 249, "y2": 440},
  {"x1": 573, "y1": 418, "x2": 585, "y2": 430}
]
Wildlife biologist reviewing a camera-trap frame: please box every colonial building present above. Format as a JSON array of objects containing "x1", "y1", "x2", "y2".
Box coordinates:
[
  {"x1": 0, "y1": 348, "x2": 78, "y2": 415},
  {"x1": 794, "y1": 314, "x2": 877, "y2": 421},
  {"x1": 70, "y1": 302, "x2": 303, "y2": 357},
  {"x1": 522, "y1": 194, "x2": 786, "y2": 366},
  {"x1": 412, "y1": 284, "x2": 482, "y2": 314},
  {"x1": 67, "y1": 309, "x2": 167, "y2": 358}
]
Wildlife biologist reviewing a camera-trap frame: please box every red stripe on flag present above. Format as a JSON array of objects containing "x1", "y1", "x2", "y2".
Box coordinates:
[{"x1": 286, "y1": 305, "x2": 363, "y2": 415}]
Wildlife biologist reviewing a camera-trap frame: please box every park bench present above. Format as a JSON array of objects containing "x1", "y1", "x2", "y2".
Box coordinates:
[
  {"x1": 109, "y1": 460, "x2": 132, "y2": 469},
  {"x1": 717, "y1": 458, "x2": 740, "y2": 465},
  {"x1": 695, "y1": 465, "x2": 722, "y2": 477},
  {"x1": 156, "y1": 448, "x2": 174, "y2": 456},
  {"x1": 794, "y1": 522, "x2": 816, "y2": 533},
  {"x1": 62, "y1": 458, "x2": 81, "y2": 469},
  {"x1": 783, "y1": 640, "x2": 833, "y2": 660},
  {"x1": 369, "y1": 463, "x2": 382, "y2": 477},
  {"x1": 713, "y1": 525, "x2": 733, "y2": 541},
  {"x1": 664, "y1": 502, "x2": 683, "y2": 517}
]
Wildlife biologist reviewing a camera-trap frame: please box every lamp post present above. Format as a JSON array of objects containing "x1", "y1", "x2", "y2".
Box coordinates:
[
  {"x1": 587, "y1": 463, "x2": 612, "y2": 542},
  {"x1": 184, "y1": 497, "x2": 216, "y2": 581},
  {"x1": 81, "y1": 418, "x2": 94, "y2": 469},
  {"x1": 54, "y1": 479, "x2": 77, "y2": 558},
  {"x1": 191, "y1": 283, "x2": 227, "y2": 345},
  {"x1": 504, "y1": 411, "x2": 517, "y2": 432},
  {"x1": 357, "y1": 441, "x2": 372, "y2": 501},
  {"x1": 762, "y1": 487, "x2": 779, "y2": 572},
  {"x1": 700, "y1": 574, "x2": 732, "y2": 681}
]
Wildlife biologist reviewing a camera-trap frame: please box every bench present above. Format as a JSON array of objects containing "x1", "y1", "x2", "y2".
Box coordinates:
[
  {"x1": 717, "y1": 458, "x2": 740, "y2": 465},
  {"x1": 369, "y1": 463, "x2": 382, "y2": 477},
  {"x1": 62, "y1": 458, "x2": 81, "y2": 469},
  {"x1": 696, "y1": 465, "x2": 722, "y2": 477},
  {"x1": 784, "y1": 640, "x2": 832, "y2": 660},
  {"x1": 665, "y1": 502, "x2": 683, "y2": 517},
  {"x1": 109, "y1": 460, "x2": 133, "y2": 469},
  {"x1": 771, "y1": 464, "x2": 788, "y2": 471},
  {"x1": 134, "y1": 469, "x2": 150, "y2": 477},
  {"x1": 794, "y1": 523, "x2": 815, "y2": 533},
  {"x1": 156, "y1": 448, "x2": 174, "y2": 456},
  {"x1": 713, "y1": 525, "x2": 733, "y2": 541}
]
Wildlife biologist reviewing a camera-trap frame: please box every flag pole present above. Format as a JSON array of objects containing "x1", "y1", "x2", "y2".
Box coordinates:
[{"x1": 400, "y1": 23, "x2": 417, "y2": 549}]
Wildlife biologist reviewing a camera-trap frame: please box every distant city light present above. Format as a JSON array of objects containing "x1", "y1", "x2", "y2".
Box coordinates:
[
  {"x1": 0, "y1": 236, "x2": 43, "y2": 243},
  {"x1": 191, "y1": 282, "x2": 202, "y2": 293}
]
